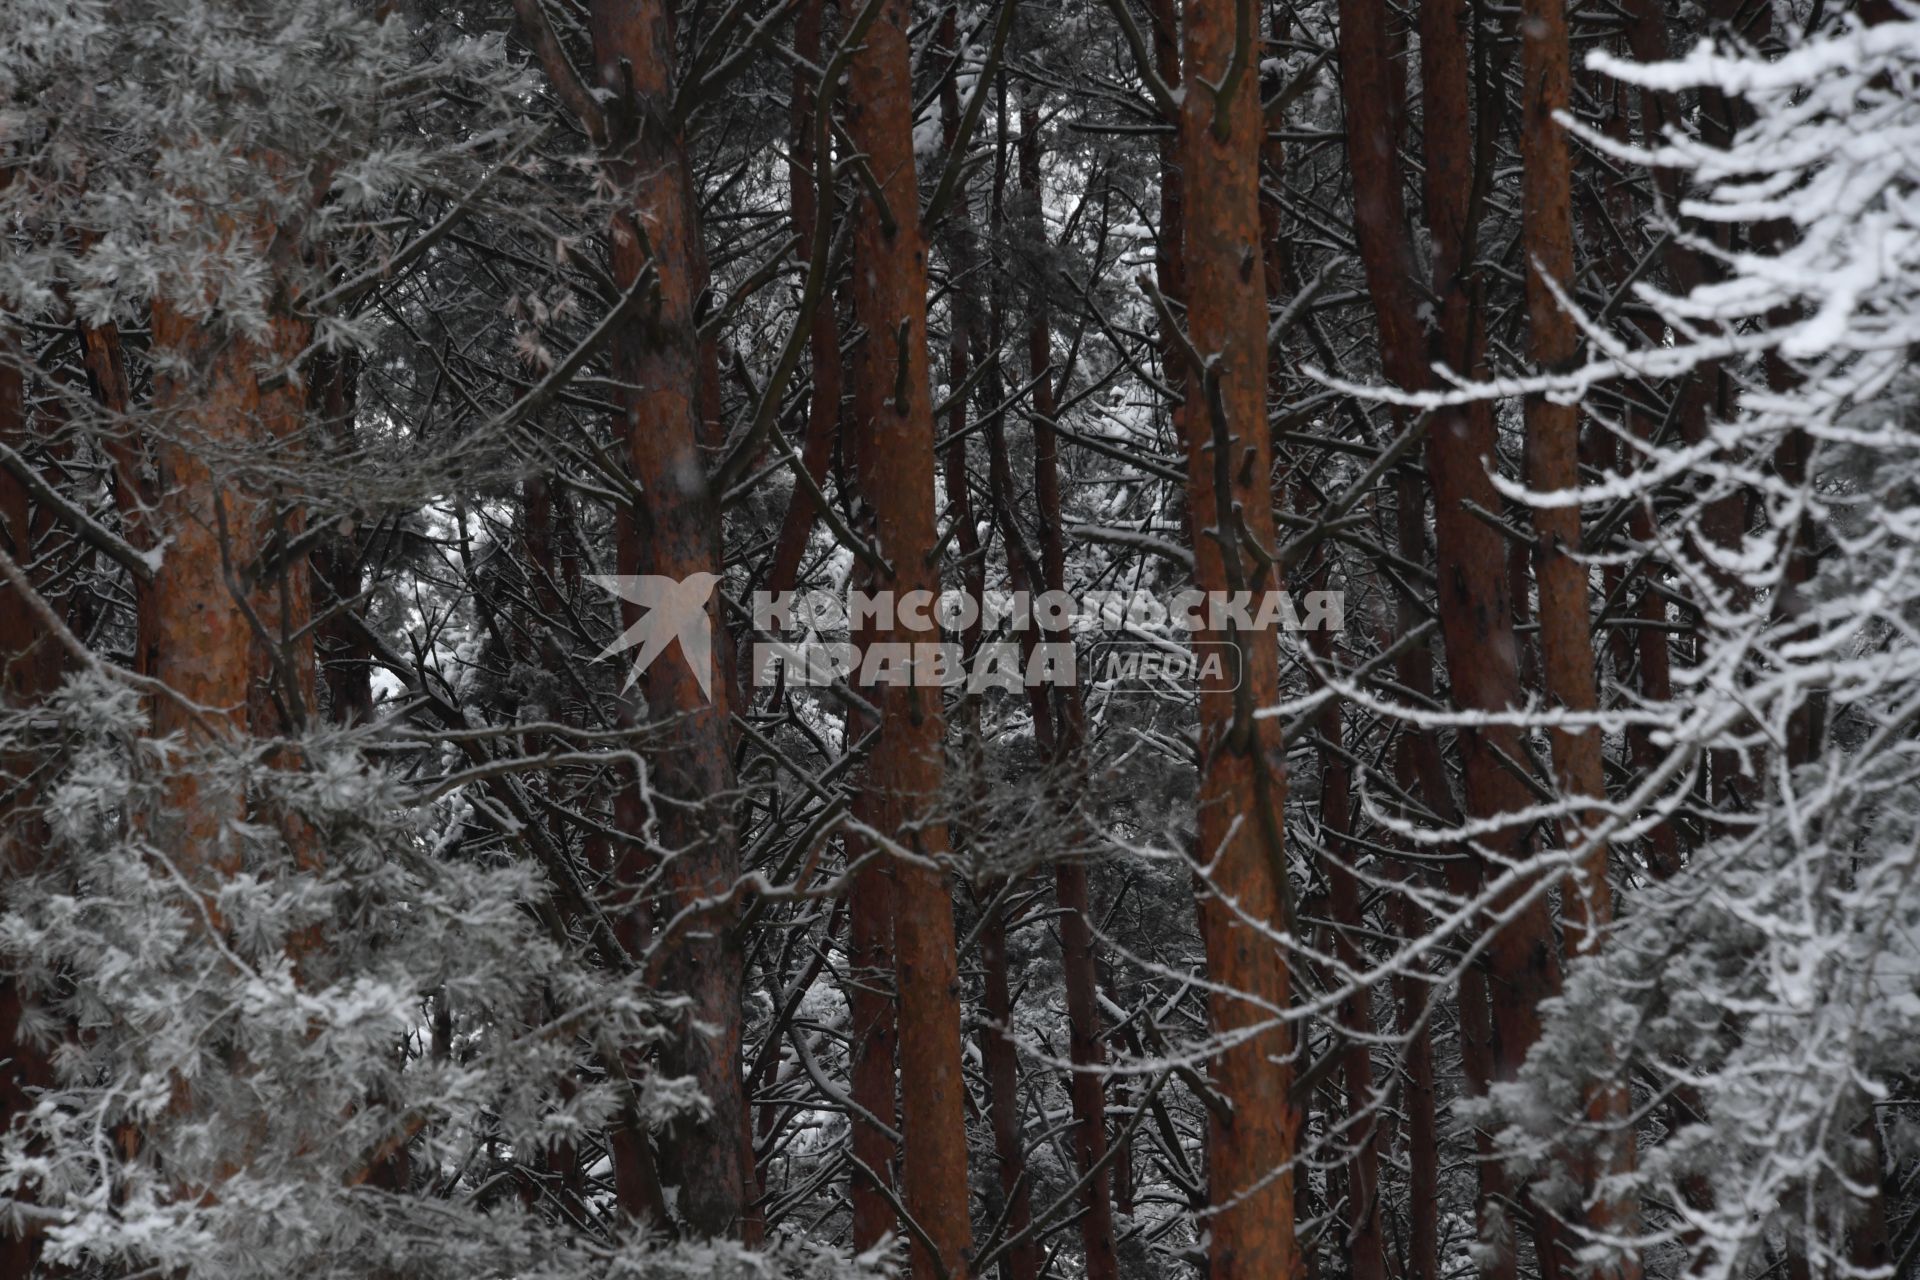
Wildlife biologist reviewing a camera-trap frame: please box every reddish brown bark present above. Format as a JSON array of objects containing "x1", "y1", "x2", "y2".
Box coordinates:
[
  {"x1": 1519, "y1": 1, "x2": 1638, "y2": 1267},
  {"x1": 130, "y1": 188, "x2": 328, "y2": 1172},
  {"x1": 1404, "y1": 0, "x2": 1564, "y2": 1081},
  {"x1": 146, "y1": 286, "x2": 313, "y2": 852},
  {"x1": 1519, "y1": 0, "x2": 1610, "y2": 964},
  {"x1": 1338, "y1": 0, "x2": 1564, "y2": 1269},
  {"x1": 588, "y1": 0, "x2": 752, "y2": 1237},
  {"x1": 1176, "y1": 3, "x2": 1302, "y2": 1277},
  {"x1": 842, "y1": 3, "x2": 975, "y2": 1273}
]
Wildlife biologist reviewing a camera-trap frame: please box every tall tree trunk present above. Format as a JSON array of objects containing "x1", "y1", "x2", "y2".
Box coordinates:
[
  {"x1": 1149, "y1": 38, "x2": 1230, "y2": 1272},
  {"x1": 588, "y1": 0, "x2": 751, "y2": 1238},
  {"x1": 1176, "y1": 3, "x2": 1302, "y2": 1277},
  {"x1": 1518, "y1": 0, "x2": 1638, "y2": 1269},
  {"x1": 1412, "y1": 0, "x2": 1567, "y2": 1084},
  {"x1": 1518, "y1": 0, "x2": 1610, "y2": 977},
  {"x1": 1017, "y1": 94, "x2": 1122, "y2": 1280},
  {"x1": 843, "y1": 3, "x2": 975, "y2": 1273},
  {"x1": 1339, "y1": 0, "x2": 1565, "y2": 1269},
  {"x1": 147, "y1": 290, "x2": 313, "y2": 845}
]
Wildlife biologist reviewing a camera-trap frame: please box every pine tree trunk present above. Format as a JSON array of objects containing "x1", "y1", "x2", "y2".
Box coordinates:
[
  {"x1": 588, "y1": 0, "x2": 751, "y2": 1238},
  {"x1": 1518, "y1": 0, "x2": 1609, "y2": 970},
  {"x1": 1518, "y1": 0, "x2": 1638, "y2": 1268},
  {"x1": 147, "y1": 290, "x2": 312, "y2": 852},
  {"x1": 1405, "y1": 0, "x2": 1562, "y2": 1107},
  {"x1": 843, "y1": 3, "x2": 975, "y2": 1272},
  {"x1": 1177, "y1": 3, "x2": 1302, "y2": 1276},
  {"x1": 1339, "y1": 0, "x2": 1564, "y2": 1268}
]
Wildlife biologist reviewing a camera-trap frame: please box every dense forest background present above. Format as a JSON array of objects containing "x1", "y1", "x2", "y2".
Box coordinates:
[{"x1": 0, "y1": 0, "x2": 1916, "y2": 1276}]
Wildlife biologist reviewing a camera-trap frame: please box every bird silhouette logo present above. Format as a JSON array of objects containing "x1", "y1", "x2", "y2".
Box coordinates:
[{"x1": 588, "y1": 572, "x2": 723, "y2": 701}]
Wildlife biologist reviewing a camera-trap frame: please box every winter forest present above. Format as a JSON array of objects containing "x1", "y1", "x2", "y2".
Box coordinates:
[{"x1": 2, "y1": 0, "x2": 1918, "y2": 1276}]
